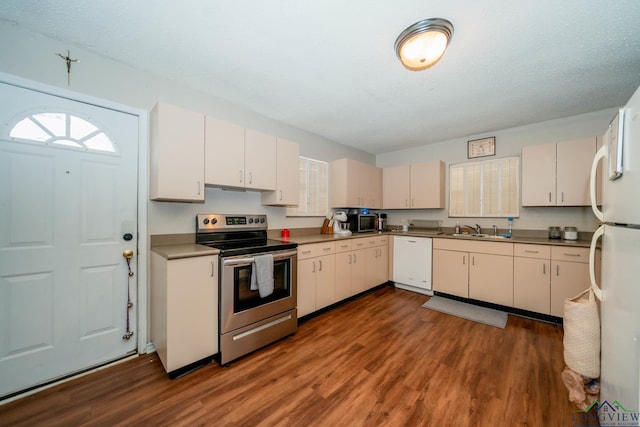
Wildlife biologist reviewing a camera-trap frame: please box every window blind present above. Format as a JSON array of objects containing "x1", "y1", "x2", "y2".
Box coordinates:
[
  {"x1": 449, "y1": 156, "x2": 519, "y2": 218},
  {"x1": 286, "y1": 157, "x2": 328, "y2": 217}
]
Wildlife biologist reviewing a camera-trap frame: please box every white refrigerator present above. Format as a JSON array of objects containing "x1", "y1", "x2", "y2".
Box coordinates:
[{"x1": 590, "y1": 84, "x2": 640, "y2": 418}]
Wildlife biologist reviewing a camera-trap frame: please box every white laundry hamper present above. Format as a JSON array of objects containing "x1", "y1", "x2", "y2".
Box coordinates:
[{"x1": 563, "y1": 288, "x2": 600, "y2": 379}]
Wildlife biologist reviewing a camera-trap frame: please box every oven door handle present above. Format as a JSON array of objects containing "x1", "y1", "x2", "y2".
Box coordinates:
[{"x1": 222, "y1": 250, "x2": 298, "y2": 267}]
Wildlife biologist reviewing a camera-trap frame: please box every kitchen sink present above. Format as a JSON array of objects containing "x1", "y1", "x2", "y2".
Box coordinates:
[{"x1": 451, "y1": 233, "x2": 511, "y2": 239}]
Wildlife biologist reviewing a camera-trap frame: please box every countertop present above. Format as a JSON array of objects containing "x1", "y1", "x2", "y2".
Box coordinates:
[
  {"x1": 287, "y1": 230, "x2": 592, "y2": 248},
  {"x1": 151, "y1": 244, "x2": 220, "y2": 260},
  {"x1": 150, "y1": 229, "x2": 592, "y2": 259}
]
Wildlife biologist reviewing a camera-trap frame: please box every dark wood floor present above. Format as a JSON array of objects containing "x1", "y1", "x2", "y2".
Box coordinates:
[{"x1": 0, "y1": 286, "x2": 592, "y2": 426}]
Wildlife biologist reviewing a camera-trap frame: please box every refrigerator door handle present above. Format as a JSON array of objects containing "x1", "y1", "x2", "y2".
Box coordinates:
[
  {"x1": 589, "y1": 225, "x2": 604, "y2": 301},
  {"x1": 590, "y1": 144, "x2": 607, "y2": 223}
]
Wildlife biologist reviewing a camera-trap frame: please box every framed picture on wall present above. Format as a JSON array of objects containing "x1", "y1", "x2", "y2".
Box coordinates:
[{"x1": 467, "y1": 137, "x2": 496, "y2": 159}]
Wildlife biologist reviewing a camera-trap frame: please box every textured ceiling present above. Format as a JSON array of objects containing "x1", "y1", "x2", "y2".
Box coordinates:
[{"x1": 2, "y1": 1, "x2": 640, "y2": 154}]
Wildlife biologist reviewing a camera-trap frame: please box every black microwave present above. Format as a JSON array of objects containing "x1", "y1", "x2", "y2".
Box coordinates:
[{"x1": 346, "y1": 214, "x2": 377, "y2": 233}]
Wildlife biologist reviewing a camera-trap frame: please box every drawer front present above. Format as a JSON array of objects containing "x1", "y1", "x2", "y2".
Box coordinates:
[
  {"x1": 297, "y1": 244, "x2": 317, "y2": 260},
  {"x1": 377, "y1": 235, "x2": 389, "y2": 246},
  {"x1": 317, "y1": 241, "x2": 336, "y2": 256},
  {"x1": 352, "y1": 238, "x2": 367, "y2": 250},
  {"x1": 514, "y1": 244, "x2": 551, "y2": 259},
  {"x1": 434, "y1": 238, "x2": 513, "y2": 256},
  {"x1": 433, "y1": 238, "x2": 473, "y2": 252},
  {"x1": 365, "y1": 237, "x2": 379, "y2": 247},
  {"x1": 551, "y1": 246, "x2": 589, "y2": 263},
  {"x1": 335, "y1": 240, "x2": 352, "y2": 253}
]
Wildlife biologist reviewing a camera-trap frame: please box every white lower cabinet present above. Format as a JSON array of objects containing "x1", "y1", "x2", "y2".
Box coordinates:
[
  {"x1": 432, "y1": 239, "x2": 514, "y2": 305},
  {"x1": 433, "y1": 239, "x2": 594, "y2": 318},
  {"x1": 514, "y1": 244, "x2": 551, "y2": 314},
  {"x1": 150, "y1": 252, "x2": 218, "y2": 374},
  {"x1": 297, "y1": 236, "x2": 389, "y2": 317},
  {"x1": 433, "y1": 248, "x2": 469, "y2": 298},
  {"x1": 334, "y1": 241, "x2": 354, "y2": 301},
  {"x1": 549, "y1": 246, "x2": 592, "y2": 318},
  {"x1": 297, "y1": 242, "x2": 336, "y2": 317},
  {"x1": 469, "y1": 252, "x2": 514, "y2": 307}
]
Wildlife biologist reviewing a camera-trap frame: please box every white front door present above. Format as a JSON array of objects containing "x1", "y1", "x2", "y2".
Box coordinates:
[{"x1": 0, "y1": 82, "x2": 139, "y2": 398}]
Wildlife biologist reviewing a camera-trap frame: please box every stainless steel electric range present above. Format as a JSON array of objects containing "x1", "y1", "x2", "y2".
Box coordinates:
[{"x1": 196, "y1": 214, "x2": 298, "y2": 365}]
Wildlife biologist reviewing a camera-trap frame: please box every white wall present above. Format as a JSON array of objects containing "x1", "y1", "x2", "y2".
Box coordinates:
[
  {"x1": 376, "y1": 109, "x2": 618, "y2": 232},
  {"x1": 0, "y1": 23, "x2": 374, "y2": 234}
]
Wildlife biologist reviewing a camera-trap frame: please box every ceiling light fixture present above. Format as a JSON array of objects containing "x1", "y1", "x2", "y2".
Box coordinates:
[{"x1": 394, "y1": 18, "x2": 454, "y2": 71}]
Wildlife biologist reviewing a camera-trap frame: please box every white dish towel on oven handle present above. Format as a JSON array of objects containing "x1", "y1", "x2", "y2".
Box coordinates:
[{"x1": 250, "y1": 254, "x2": 274, "y2": 298}]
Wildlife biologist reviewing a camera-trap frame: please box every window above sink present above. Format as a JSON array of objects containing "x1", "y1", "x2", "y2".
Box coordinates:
[{"x1": 449, "y1": 156, "x2": 520, "y2": 218}]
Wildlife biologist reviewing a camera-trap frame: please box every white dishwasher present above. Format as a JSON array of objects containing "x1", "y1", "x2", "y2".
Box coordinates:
[{"x1": 393, "y1": 235, "x2": 433, "y2": 295}]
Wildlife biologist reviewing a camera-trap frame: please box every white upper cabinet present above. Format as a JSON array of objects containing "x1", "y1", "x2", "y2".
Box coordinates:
[
  {"x1": 205, "y1": 116, "x2": 245, "y2": 188},
  {"x1": 383, "y1": 165, "x2": 411, "y2": 209},
  {"x1": 261, "y1": 137, "x2": 300, "y2": 206},
  {"x1": 410, "y1": 160, "x2": 446, "y2": 209},
  {"x1": 331, "y1": 159, "x2": 382, "y2": 209},
  {"x1": 150, "y1": 102, "x2": 205, "y2": 202},
  {"x1": 205, "y1": 117, "x2": 276, "y2": 191},
  {"x1": 556, "y1": 137, "x2": 597, "y2": 206},
  {"x1": 522, "y1": 137, "x2": 596, "y2": 206},
  {"x1": 244, "y1": 128, "x2": 277, "y2": 190},
  {"x1": 383, "y1": 160, "x2": 445, "y2": 209}
]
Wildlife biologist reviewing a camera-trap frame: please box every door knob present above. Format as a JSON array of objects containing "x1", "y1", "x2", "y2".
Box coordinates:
[{"x1": 123, "y1": 250, "x2": 134, "y2": 259}]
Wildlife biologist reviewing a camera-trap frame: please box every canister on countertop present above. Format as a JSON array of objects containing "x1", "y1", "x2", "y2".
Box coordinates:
[
  {"x1": 563, "y1": 226, "x2": 578, "y2": 240},
  {"x1": 549, "y1": 226, "x2": 561, "y2": 239}
]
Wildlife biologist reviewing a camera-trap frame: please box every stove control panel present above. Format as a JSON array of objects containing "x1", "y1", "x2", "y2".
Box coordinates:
[{"x1": 197, "y1": 214, "x2": 268, "y2": 232}]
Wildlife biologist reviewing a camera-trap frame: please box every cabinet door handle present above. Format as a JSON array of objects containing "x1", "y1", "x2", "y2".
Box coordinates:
[
  {"x1": 472, "y1": 256, "x2": 475, "y2": 266},
  {"x1": 249, "y1": 171, "x2": 253, "y2": 184},
  {"x1": 462, "y1": 255, "x2": 466, "y2": 265},
  {"x1": 211, "y1": 261, "x2": 215, "y2": 277},
  {"x1": 312, "y1": 261, "x2": 316, "y2": 273},
  {"x1": 548, "y1": 192, "x2": 552, "y2": 203},
  {"x1": 239, "y1": 170, "x2": 243, "y2": 183},
  {"x1": 318, "y1": 260, "x2": 322, "y2": 271},
  {"x1": 563, "y1": 253, "x2": 581, "y2": 257},
  {"x1": 348, "y1": 254, "x2": 352, "y2": 264},
  {"x1": 543, "y1": 263, "x2": 546, "y2": 275},
  {"x1": 197, "y1": 181, "x2": 201, "y2": 196},
  {"x1": 556, "y1": 264, "x2": 559, "y2": 276},
  {"x1": 279, "y1": 190, "x2": 283, "y2": 201},
  {"x1": 524, "y1": 250, "x2": 539, "y2": 254},
  {"x1": 561, "y1": 192, "x2": 564, "y2": 203},
  {"x1": 353, "y1": 254, "x2": 357, "y2": 263}
]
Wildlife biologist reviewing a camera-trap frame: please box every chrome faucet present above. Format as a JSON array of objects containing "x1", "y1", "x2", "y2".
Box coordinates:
[{"x1": 464, "y1": 224, "x2": 482, "y2": 234}]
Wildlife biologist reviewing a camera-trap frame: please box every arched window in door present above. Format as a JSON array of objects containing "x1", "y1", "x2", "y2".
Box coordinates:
[{"x1": 9, "y1": 112, "x2": 117, "y2": 154}]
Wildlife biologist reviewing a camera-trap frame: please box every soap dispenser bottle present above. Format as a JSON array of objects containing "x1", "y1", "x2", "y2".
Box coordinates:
[
  {"x1": 501, "y1": 217, "x2": 513, "y2": 238},
  {"x1": 455, "y1": 221, "x2": 461, "y2": 234}
]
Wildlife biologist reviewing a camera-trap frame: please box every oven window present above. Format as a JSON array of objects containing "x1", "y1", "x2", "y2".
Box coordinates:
[{"x1": 234, "y1": 259, "x2": 291, "y2": 312}]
